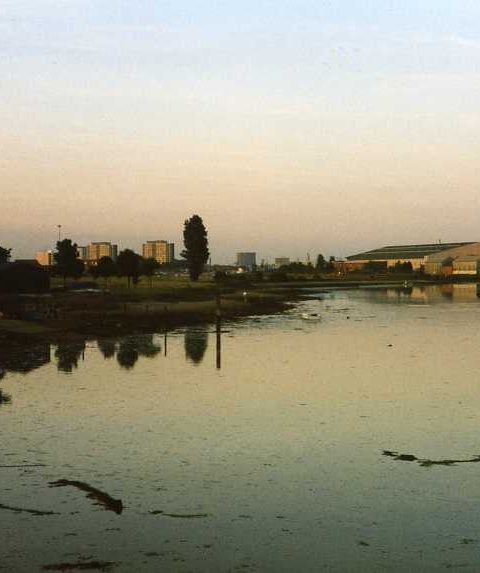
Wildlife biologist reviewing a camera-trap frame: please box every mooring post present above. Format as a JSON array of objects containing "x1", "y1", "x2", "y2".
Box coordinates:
[{"x1": 216, "y1": 290, "x2": 222, "y2": 370}]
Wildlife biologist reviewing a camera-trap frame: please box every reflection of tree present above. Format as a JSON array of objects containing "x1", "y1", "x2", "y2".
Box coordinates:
[
  {"x1": 97, "y1": 339, "x2": 117, "y2": 359},
  {"x1": 0, "y1": 388, "x2": 12, "y2": 405},
  {"x1": 117, "y1": 338, "x2": 139, "y2": 370},
  {"x1": 116, "y1": 335, "x2": 162, "y2": 370},
  {"x1": 55, "y1": 341, "x2": 86, "y2": 373},
  {"x1": 184, "y1": 327, "x2": 208, "y2": 365},
  {"x1": 136, "y1": 335, "x2": 161, "y2": 358},
  {"x1": 0, "y1": 344, "x2": 50, "y2": 377}
]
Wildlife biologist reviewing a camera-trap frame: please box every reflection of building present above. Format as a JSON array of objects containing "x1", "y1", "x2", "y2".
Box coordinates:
[
  {"x1": 35, "y1": 250, "x2": 53, "y2": 266},
  {"x1": 379, "y1": 284, "x2": 480, "y2": 303},
  {"x1": 346, "y1": 242, "x2": 480, "y2": 273},
  {"x1": 142, "y1": 241, "x2": 175, "y2": 264},
  {"x1": 236, "y1": 252, "x2": 256, "y2": 270},
  {"x1": 275, "y1": 257, "x2": 290, "y2": 268},
  {"x1": 86, "y1": 242, "x2": 118, "y2": 263}
]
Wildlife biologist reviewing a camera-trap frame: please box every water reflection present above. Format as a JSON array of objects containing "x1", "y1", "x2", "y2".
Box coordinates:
[
  {"x1": 116, "y1": 335, "x2": 162, "y2": 370},
  {"x1": 97, "y1": 339, "x2": 116, "y2": 359},
  {"x1": 184, "y1": 327, "x2": 209, "y2": 365},
  {"x1": 55, "y1": 341, "x2": 86, "y2": 373},
  {"x1": 0, "y1": 344, "x2": 50, "y2": 379},
  {"x1": 360, "y1": 283, "x2": 480, "y2": 304}
]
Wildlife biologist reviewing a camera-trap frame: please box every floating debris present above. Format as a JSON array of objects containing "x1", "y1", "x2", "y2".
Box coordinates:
[
  {"x1": 49, "y1": 480, "x2": 123, "y2": 514},
  {"x1": 42, "y1": 561, "x2": 117, "y2": 571},
  {"x1": 0, "y1": 503, "x2": 59, "y2": 516},
  {"x1": 0, "y1": 464, "x2": 47, "y2": 468},
  {"x1": 149, "y1": 510, "x2": 209, "y2": 518},
  {"x1": 383, "y1": 450, "x2": 480, "y2": 467}
]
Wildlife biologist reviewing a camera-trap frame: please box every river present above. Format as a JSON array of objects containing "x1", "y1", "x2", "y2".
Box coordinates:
[{"x1": 2, "y1": 284, "x2": 480, "y2": 572}]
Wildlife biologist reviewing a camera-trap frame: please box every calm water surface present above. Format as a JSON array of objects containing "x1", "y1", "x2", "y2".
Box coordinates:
[{"x1": 2, "y1": 285, "x2": 480, "y2": 572}]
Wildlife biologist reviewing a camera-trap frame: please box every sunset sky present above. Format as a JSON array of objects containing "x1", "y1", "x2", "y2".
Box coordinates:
[{"x1": 2, "y1": 1, "x2": 480, "y2": 263}]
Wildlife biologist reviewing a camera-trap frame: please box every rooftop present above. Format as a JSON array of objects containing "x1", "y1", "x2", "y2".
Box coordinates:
[{"x1": 347, "y1": 242, "x2": 474, "y2": 261}]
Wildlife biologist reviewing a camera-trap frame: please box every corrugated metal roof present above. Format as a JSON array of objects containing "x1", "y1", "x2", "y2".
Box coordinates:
[{"x1": 347, "y1": 242, "x2": 474, "y2": 261}]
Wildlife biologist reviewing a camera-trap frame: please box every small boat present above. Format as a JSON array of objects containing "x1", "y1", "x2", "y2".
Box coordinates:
[{"x1": 301, "y1": 313, "x2": 322, "y2": 321}]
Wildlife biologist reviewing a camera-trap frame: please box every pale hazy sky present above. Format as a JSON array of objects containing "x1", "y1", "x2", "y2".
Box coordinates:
[{"x1": 2, "y1": 1, "x2": 480, "y2": 263}]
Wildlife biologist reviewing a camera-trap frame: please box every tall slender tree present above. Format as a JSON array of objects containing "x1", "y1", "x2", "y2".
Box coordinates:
[{"x1": 181, "y1": 215, "x2": 209, "y2": 281}]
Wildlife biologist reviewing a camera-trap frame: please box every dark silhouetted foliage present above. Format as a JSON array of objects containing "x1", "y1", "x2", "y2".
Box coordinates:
[
  {"x1": 140, "y1": 257, "x2": 158, "y2": 287},
  {"x1": 54, "y1": 239, "x2": 84, "y2": 285},
  {"x1": 184, "y1": 327, "x2": 208, "y2": 364},
  {"x1": 0, "y1": 262, "x2": 50, "y2": 294},
  {"x1": 389, "y1": 261, "x2": 413, "y2": 274},
  {"x1": 96, "y1": 256, "x2": 118, "y2": 284},
  {"x1": 55, "y1": 341, "x2": 86, "y2": 373},
  {"x1": 181, "y1": 215, "x2": 209, "y2": 281},
  {"x1": 117, "y1": 249, "x2": 141, "y2": 287},
  {"x1": 315, "y1": 254, "x2": 326, "y2": 271},
  {"x1": 0, "y1": 246, "x2": 11, "y2": 265}
]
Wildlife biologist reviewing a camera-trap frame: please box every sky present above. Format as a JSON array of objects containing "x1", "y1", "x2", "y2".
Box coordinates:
[{"x1": 1, "y1": 0, "x2": 480, "y2": 264}]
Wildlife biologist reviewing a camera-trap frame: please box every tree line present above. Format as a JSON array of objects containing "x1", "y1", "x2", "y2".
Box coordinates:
[
  {"x1": 0, "y1": 214, "x2": 210, "y2": 287},
  {"x1": 53, "y1": 214, "x2": 209, "y2": 285}
]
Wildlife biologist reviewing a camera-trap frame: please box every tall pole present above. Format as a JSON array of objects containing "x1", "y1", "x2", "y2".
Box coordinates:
[{"x1": 57, "y1": 225, "x2": 62, "y2": 242}]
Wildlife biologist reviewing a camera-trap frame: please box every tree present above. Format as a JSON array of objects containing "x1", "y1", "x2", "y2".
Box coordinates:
[
  {"x1": 315, "y1": 254, "x2": 326, "y2": 271},
  {"x1": 181, "y1": 215, "x2": 209, "y2": 281},
  {"x1": 0, "y1": 246, "x2": 11, "y2": 265},
  {"x1": 117, "y1": 249, "x2": 141, "y2": 287},
  {"x1": 140, "y1": 257, "x2": 158, "y2": 288},
  {"x1": 96, "y1": 256, "x2": 118, "y2": 285},
  {"x1": 53, "y1": 239, "x2": 84, "y2": 285}
]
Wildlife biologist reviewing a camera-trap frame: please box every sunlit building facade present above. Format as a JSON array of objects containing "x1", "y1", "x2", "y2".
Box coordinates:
[
  {"x1": 87, "y1": 242, "x2": 118, "y2": 263},
  {"x1": 142, "y1": 240, "x2": 175, "y2": 264},
  {"x1": 35, "y1": 250, "x2": 54, "y2": 266}
]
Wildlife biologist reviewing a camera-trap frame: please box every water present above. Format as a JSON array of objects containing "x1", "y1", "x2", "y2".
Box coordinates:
[{"x1": 2, "y1": 285, "x2": 480, "y2": 572}]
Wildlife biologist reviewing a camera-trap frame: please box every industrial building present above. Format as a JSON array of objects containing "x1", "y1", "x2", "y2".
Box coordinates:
[
  {"x1": 142, "y1": 240, "x2": 175, "y2": 264},
  {"x1": 346, "y1": 242, "x2": 480, "y2": 274}
]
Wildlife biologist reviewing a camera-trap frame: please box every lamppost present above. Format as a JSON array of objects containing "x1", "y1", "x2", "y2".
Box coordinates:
[{"x1": 57, "y1": 225, "x2": 62, "y2": 242}]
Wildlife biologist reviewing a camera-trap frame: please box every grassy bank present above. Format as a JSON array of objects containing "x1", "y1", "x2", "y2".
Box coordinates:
[{"x1": 0, "y1": 280, "x2": 298, "y2": 349}]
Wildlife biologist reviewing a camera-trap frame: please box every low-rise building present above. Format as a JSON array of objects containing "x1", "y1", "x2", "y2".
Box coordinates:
[{"x1": 35, "y1": 250, "x2": 54, "y2": 266}]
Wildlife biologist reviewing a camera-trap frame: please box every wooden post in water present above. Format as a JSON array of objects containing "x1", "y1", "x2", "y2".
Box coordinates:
[
  {"x1": 164, "y1": 306, "x2": 168, "y2": 357},
  {"x1": 216, "y1": 290, "x2": 221, "y2": 370}
]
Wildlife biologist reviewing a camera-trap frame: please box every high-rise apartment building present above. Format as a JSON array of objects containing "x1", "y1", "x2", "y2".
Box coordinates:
[
  {"x1": 236, "y1": 252, "x2": 257, "y2": 270},
  {"x1": 142, "y1": 240, "x2": 175, "y2": 264},
  {"x1": 87, "y1": 242, "x2": 118, "y2": 263}
]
